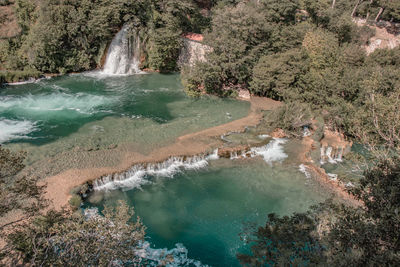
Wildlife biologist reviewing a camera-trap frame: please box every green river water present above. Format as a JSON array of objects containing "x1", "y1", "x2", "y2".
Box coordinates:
[{"x1": 1, "y1": 73, "x2": 328, "y2": 266}]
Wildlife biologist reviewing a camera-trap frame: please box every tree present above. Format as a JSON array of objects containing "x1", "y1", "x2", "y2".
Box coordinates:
[
  {"x1": 250, "y1": 48, "x2": 308, "y2": 99},
  {"x1": 238, "y1": 212, "x2": 326, "y2": 266},
  {"x1": 5, "y1": 201, "x2": 147, "y2": 266},
  {"x1": 238, "y1": 158, "x2": 400, "y2": 266},
  {"x1": 265, "y1": 102, "x2": 314, "y2": 138},
  {"x1": 0, "y1": 146, "x2": 46, "y2": 221},
  {"x1": 182, "y1": 0, "x2": 302, "y2": 95},
  {"x1": 0, "y1": 146, "x2": 148, "y2": 265},
  {"x1": 14, "y1": 0, "x2": 37, "y2": 34},
  {"x1": 327, "y1": 158, "x2": 400, "y2": 265}
]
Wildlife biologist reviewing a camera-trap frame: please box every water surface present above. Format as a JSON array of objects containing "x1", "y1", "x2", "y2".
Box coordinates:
[
  {"x1": 1, "y1": 73, "x2": 249, "y2": 174},
  {"x1": 1, "y1": 73, "x2": 248, "y2": 146},
  {"x1": 86, "y1": 156, "x2": 327, "y2": 266}
]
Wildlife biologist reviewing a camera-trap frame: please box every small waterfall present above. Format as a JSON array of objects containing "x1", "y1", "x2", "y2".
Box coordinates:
[
  {"x1": 299, "y1": 164, "x2": 311, "y2": 179},
  {"x1": 230, "y1": 151, "x2": 239, "y2": 160},
  {"x1": 320, "y1": 146, "x2": 344, "y2": 165},
  {"x1": 249, "y1": 138, "x2": 288, "y2": 164},
  {"x1": 93, "y1": 150, "x2": 219, "y2": 191},
  {"x1": 102, "y1": 25, "x2": 142, "y2": 75},
  {"x1": 226, "y1": 138, "x2": 288, "y2": 164}
]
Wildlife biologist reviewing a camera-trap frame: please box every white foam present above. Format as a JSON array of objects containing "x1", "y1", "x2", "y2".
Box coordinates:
[
  {"x1": 299, "y1": 164, "x2": 311, "y2": 178},
  {"x1": 0, "y1": 92, "x2": 116, "y2": 117},
  {"x1": 206, "y1": 149, "x2": 219, "y2": 160},
  {"x1": 0, "y1": 119, "x2": 37, "y2": 143},
  {"x1": 102, "y1": 25, "x2": 144, "y2": 75},
  {"x1": 230, "y1": 151, "x2": 240, "y2": 160},
  {"x1": 93, "y1": 152, "x2": 218, "y2": 191},
  {"x1": 5, "y1": 77, "x2": 44, "y2": 86},
  {"x1": 320, "y1": 146, "x2": 344, "y2": 165},
  {"x1": 327, "y1": 173, "x2": 338, "y2": 181},
  {"x1": 258, "y1": 134, "x2": 270, "y2": 139},
  {"x1": 303, "y1": 126, "x2": 311, "y2": 137},
  {"x1": 137, "y1": 242, "x2": 208, "y2": 267},
  {"x1": 93, "y1": 139, "x2": 288, "y2": 192},
  {"x1": 250, "y1": 138, "x2": 288, "y2": 164},
  {"x1": 82, "y1": 208, "x2": 207, "y2": 265}
]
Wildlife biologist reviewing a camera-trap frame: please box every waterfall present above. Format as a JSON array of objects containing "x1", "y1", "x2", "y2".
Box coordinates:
[
  {"x1": 93, "y1": 150, "x2": 219, "y2": 191},
  {"x1": 320, "y1": 146, "x2": 344, "y2": 165},
  {"x1": 102, "y1": 25, "x2": 142, "y2": 75}
]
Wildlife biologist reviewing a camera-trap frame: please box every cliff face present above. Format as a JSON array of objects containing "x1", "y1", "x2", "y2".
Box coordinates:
[{"x1": 178, "y1": 37, "x2": 212, "y2": 67}]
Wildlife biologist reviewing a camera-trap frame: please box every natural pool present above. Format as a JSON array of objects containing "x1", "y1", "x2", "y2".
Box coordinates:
[
  {"x1": 1, "y1": 73, "x2": 328, "y2": 266},
  {"x1": 85, "y1": 155, "x2": 327, "y2": 266}
]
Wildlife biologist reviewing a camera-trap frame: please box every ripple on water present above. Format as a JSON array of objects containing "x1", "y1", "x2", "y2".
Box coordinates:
[
  {"x1": 0, "y1": 119, "x2": 37, "y2": 143},
  {"x1": 0, "y1": 92, "x2": 117, "y2": 118}
]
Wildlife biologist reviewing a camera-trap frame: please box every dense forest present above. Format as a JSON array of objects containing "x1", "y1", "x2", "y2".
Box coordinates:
[
  {"x1": 0, "y1": 0, "x2": 400, "y2": 265},
  {"x1": 0, "y1": 0, "x2": 211, "y2": 81}
]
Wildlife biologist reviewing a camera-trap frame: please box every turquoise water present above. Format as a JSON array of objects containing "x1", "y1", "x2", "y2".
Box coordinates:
[
  {"x1": 0, "y1": 73, "x2": 249, "y2": 146},
  {"x1": 1, "y1": 73, "x2": 249, "y2": 173},
  {"x1": 2, "y1": 73, "x2": 328, "y2": 266},
  {"x1": 86, "y1": 157, "x2": 327, "y2": 266}
]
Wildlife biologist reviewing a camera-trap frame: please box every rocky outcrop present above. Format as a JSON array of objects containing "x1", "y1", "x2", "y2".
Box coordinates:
[
  {"x1": 178, "y1": 34, "x2": 212, "y2": 67},
  {"x1": 238, "y1": 89, "x2": 251, "y2": 100},
  {"x1": 355, "y1": 18, "x2": 400, "y2": 54}
]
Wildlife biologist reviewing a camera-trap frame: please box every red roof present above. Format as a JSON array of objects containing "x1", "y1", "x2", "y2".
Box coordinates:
[{"x1": 183, "y1": 32, "x2": 204, "y2": 42}]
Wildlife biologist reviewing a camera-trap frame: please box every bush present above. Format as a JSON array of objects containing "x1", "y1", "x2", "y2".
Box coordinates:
[
  {"x1": 0, "y1": 69, "x2": 42, "y2": 84},
  {"x1": 147, "y1": 28, "x2": 182, "y2": 72},
  {"x1": 68, "y1": 195, "x2": 82, "y2": 211},
  {"x1": 266, "y1": 102, "x2": 314, "y2": 138}
]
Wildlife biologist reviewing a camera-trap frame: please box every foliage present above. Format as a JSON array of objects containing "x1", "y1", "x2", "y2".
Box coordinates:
[
  {"x1": 250, "y1": 48, "x2": 308, "y2": 99},
  {"x1": 0, "y1": 146, "x2": 47, "y2": 219},
  {"x1": 239, "y1": 158, "x2": 400, "y2": 265},
  {"x1": 142, "y1": 0, "x2": 208, "y2": 72},
  {"x1": 19, "y1": 0, "x2": 142, "y2": 73},
  {"x1": 1, "y1": 0, "x2": 208, "y2": 75},
  {"x1": 0, "y1": 145, "x2": 25, "y2": 179},
  {"x1": 6, "y1": 201, "x2": 146, "y2": 266},
  {"x1": 146, "y1": 25, "x2": 182, "y2": 72},
  {"x1": 238, "y1": 212, "x2": 325, "y2": 266},
  {"x1": 0, "y1": 146, "x2": 147, "y2": 265},
  {"x1": 182, "y1": 0, "x2": 302, "y2": 95},
  {"x1": 0, "y1": 69, "x2": 42, "y2": 84},
  {"x1": 324, "y1": 158, "x2": 400, "y2": 265},
  {"x1": 250, "y1": 25, "x2": 400, "y2": 150},
  {"x1": 14, "y1": 0, "x2": 36, "y2": 34},
  {"x1": 265, "y1": 102, "x2": 314, "y2": 138}
]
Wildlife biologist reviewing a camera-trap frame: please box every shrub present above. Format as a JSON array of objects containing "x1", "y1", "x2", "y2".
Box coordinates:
[{"x1": 266, "y1": 102, "x2": 314, "y2": 138}]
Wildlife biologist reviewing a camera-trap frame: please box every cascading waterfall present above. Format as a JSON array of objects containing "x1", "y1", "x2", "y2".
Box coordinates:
[
  {"x1": 93, "y1": 150, "x2": 220, "y2": 191},
  {"x1": 320, "y1": 146, "x2": 344, "y2": 164},
  {"x1": 102, "y1": 24, "x2": 142, "y2": 75},
  {"x1": 92, "y1": 138, "x2": 290, "y2": 192}
]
